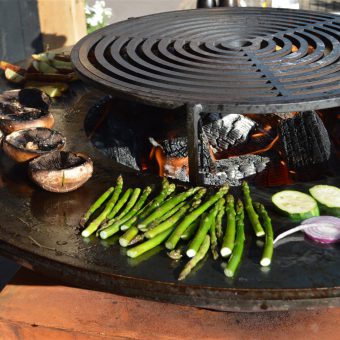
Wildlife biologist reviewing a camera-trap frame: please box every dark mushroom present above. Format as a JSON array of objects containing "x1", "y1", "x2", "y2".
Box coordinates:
[
  {"x1": 3, "y1": 127, "x2": 66, "y2": 163},
  {"x1": 0, "y1": 89, "x2": 53, "y2": 134},
  {"x1": 28, "y1": 151, "x2": 93, "y2": 193}
]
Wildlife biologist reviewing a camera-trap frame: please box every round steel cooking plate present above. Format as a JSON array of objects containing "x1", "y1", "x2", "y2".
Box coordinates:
[{"x1": 72, "y1": 8, "x2": 340, "y2": 112}]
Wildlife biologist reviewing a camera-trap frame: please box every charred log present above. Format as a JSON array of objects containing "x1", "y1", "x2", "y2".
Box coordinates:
[
  {"x1": 204, "y1": 155, "x2": 270, "y2": 186},
  {"x1": 202, "y1": 113, "x2": 256, "y2": 153},
  {"x1": 279, "y1": 111, "x2": 331, "y2": 169}
]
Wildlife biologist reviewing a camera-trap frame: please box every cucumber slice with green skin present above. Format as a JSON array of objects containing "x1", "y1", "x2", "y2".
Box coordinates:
[
  {"x1": 272, "y1": 190, "x2": 319, "y2": 221},
  {"x1": 309, "y1": 185, "x2": 340, "y2": 217}
]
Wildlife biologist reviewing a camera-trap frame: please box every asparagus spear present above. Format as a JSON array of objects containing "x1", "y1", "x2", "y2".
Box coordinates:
[
  {"x1": 189, "y1": 188, "x2": 207, "y2": 211},
  {"x1": 142, "y1": 201, "x2": 187, "y2": 232},
  {"x1": 79, "y1": 186, "x2": 114, "y2": 227},
  {"x1": 99, "y1": 186, "x2": 152, "y2": 239},
  {"x1": 254, "y1": 202, "x2": 274, "y2": 267},
  {"x1": 113, "y1": 188, "x2": 141, "y2": 220},
  {"x1": 186, "y1": 200, "x2": 220, "y2": 258},
  {"x1": 210, "y1": 205, "x2": 220, "y2": 260},
  {"x1": 242, "y1": 181, "x2": 265, "y2": 237},
  {"x1": 178, "y1": 235, "x2": 210, "y2": 281},
  {"x1": 81, "y1": 176, "x2": 123, "y2": 237},
  {"x1": 215, "y1": 197, "x2": 226, "y2": 240},
  {"x1": 119, "y1": 226, "x2": 139, "y2": 247},
  {"x1": 180, "y1": 219, "x2": 200, "y2": 240},
  {"x1": 144, "y1": 203, "x2": 190, "y2": 239},
  {"x1": 138, "y1": 187, "x2": 200, "y2": 230},
  {"x1": 165, "y1": 185, "x2": 229, "y2": 250},
  {"x1": 224, "y1": 200, "x2": 245, "y2": 278},
  {"x1": 137, "y1": 180, "x2": 175, "y2": 221},
  {"x1": 221, "y1": 194, "x2": 236, "y2": 257},
  {"x1": 106, "y1": 188, "x2": 132, "y2": 220},
  {"x1": 127, "y1": 227, "x2": 174, "y2": 258}
]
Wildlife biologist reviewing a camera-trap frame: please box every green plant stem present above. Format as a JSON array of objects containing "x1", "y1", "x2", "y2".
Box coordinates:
[
  {"x1": 224, "y1": 200, "x2": 245, "y2": 278},
  {"x1": 165, "y1": 186, "x2": 228, "y2": 250},
  {"x1": 254, "y1": 202, "x2": 274, "y2": 267},
  {"x1": 81, "y1": 175, "x2": 123, "y2": 237},
  {"x1": 127, "y1": 227, "x2": 174, "y2": 258},
  {"x1": 119, "y1": 226, "x2": 139, "y2": 247},
  {"x1": 242, "y1": 181, "x2": 265, "y2": 237},
  {"x1": 178, "y1": 235, "x2": 210, "y2": 281},
  {"x1": 79, "y1": 186, "x2": 114, "y2": 227},
  {"x1": 138, "y1": 187, "x2": 200, "y2": 230},
  {"x1": 106, "y1": 188, "x2": 132, "y2": 220},
  {"x1": 221, "y1": 194, "x2": 236, "y2": 257}
]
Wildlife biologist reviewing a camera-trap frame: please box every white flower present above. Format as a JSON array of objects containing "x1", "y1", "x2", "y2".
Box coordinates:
[{"x1": 85, "y1": 0, "x2": 112, "y2": 28}]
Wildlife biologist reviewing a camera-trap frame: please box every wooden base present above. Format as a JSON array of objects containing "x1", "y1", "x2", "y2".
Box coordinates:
[{"x1": 1, "y1": 268, "x2": 340, "y2": 340}]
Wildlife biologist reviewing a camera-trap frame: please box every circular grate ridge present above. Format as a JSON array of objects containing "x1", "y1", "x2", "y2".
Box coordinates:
[{"x1": 72, "y1": 8, "x2": 340, "y2": 112}]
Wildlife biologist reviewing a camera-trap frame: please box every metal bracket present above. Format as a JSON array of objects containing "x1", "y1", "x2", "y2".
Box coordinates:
[{"x1": 186, "y1": 103, "x2": 204, "y2": 186}]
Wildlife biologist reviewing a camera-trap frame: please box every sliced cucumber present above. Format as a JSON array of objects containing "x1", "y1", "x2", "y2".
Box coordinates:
[
  {"x1": 309, "y1": 185, "x2": 340, "y2": 217},
  {"x1": 272, "y1": 190, "x2": 319, "y2": 221}
]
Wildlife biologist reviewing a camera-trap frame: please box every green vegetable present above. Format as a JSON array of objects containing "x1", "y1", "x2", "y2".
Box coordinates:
[
  {"x1": 144, "y1": 204, "x2": 190, "y2": 239},
  {"x1": 178, "y1": 235, "x2": 210, "y2": 281},
  {"x1": 215, "y1": 197, "x2": 225, "y2": 240},
  {"x1": 186, "y1": 200, "x2": 220, "y2": 258},
  {"x1": 272, "y1": 190, "x2": 319, "y2": 221},
  {"x1": 138, "y1": 187, "x2": 200, "y2": 230},
  {"x1": 166, "y1": 185, "x2": 229, "y2": 250},
  {"x1": 81, "y1": 176, "x2": 123, "y2": 237},
  {"x1": 119, "y1": 226, "x2": 139, "y2": 247},
  {"x1": 224, "y1": 200, "x2": 245, "y2": 278},
  {"x1": 99, "y1": 186, "x2": 152, "y2": 239},
  {"x1": 114, "y1": 188, "x2": 141, "y2": 220},
  {"x1": 180, "y1": 219, "x2": 200, "y2": 240},
  {"x1": 137, "y1": 179, "x2": 174, "y2": 221},
  {"x1": 254, "y1": 202, "x2": 274, "y2": 267},
  {"x1": 106, "y1": 188, "x2": 132, "y2": 220},
  {"x1": 79, "y1": 186, "x2": 114, "y2": 227},
  {"x1": 127, "y1": 227, "x2": 174, "y2": 258},
  {"x1": 221, "y1": 194, "x2": 236, "y2": 257},
  {"x1": 309, "y1": 185, "x2": 340, "y2": 217},
  {"x1": 242, "y1": 181, "x2": 265, "y2": 237}
]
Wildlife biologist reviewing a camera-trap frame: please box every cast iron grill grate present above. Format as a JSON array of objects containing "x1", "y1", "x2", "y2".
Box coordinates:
[{"x1": 72, "y1": 8, "x2": 340, "y2": 113}]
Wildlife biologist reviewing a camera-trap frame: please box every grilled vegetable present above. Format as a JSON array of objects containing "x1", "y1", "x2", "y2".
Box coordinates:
[
  {"x1": 99, "y1": 186, "x2": 152, "y2": 239},
  {"x1": 79, "y1": 186, "x2": 114, "y2": 227},
  {"x1": 254, "y1": 202, "x2": 274, "y2": 267},
  {"x1": 309, "y1": 185, "x2": 340, "y2": 217},
  {"x1": 106, "y1": 188, "x2": 133, "y2": 220},
  {"x1": 224, "y1": 200, "x2": 245, "y2": 278},
  {"x1": 127, "y1": 228, "x2": 174, "y2": 258},
  {"x1": 221, "y1": 194, "x2": 236, "y2": 257},
  {"x1": 165, "y1": 185, "x2": 229, "y2": 250},
  {"x1": 272, "y1": 190, "x2": 319, "y2": 221},
  {"x1": 178, "y1": 235, "x2": 210, "y2": 281},
  {"x1": 138, "y1": 187, "x2": 200, "y2": 230},
  {"x1": 242, "y1": 181, "x2": 265, "y2": 237}
]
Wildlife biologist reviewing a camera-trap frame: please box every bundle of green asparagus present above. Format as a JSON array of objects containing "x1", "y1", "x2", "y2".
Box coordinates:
[{"x1": 80, "y1": 176, "x2": 274, "y2": 280}]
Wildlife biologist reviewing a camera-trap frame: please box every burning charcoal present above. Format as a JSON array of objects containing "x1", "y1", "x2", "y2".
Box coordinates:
[
  {"x1": 273, "y1": 112, "x2": 296, "y2": 120},
  {"x1": 279, "y1": 111, "x2": 331, "y2": 169},
  {"x1": 202, "y1": 113, "x2": 256, "y2": 153},
  {"x1": 204, "y1": 155, "x2": 270, "y2": 186},
  {"x1": 159, "y1": 137, "x2": 187, "y2": 158}
]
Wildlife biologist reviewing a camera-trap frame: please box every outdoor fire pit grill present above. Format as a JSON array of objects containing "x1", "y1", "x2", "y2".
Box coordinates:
[
  {"x1": 0, "y1": 8, "x2": 339, "y2": 312},
  {"x1": 71, "y1": 7, "x2": 340, "y2": 183}
]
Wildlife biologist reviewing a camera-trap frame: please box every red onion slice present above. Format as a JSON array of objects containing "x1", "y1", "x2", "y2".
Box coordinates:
[{"x1": 274, "y1": 216, "x2": 340, "y2": 246}]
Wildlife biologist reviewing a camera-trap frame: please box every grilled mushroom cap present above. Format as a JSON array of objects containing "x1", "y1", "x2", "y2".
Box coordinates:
[
  {"x1": 3, "y1": 127, "x2": 66, "y2": 163},
  {"x1": 0, "y1": 89, "x2": 53, "y2": 134},
  {"x1": 28, "y1": 151, "x2": 93, "y2": 193}
]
